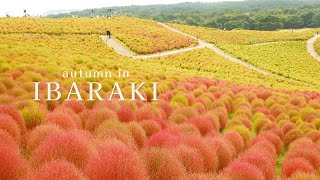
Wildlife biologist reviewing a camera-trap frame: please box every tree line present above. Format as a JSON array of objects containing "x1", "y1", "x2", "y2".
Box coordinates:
[{"x1": 48, "y1": 0, "x2": 320, "y2": 31}]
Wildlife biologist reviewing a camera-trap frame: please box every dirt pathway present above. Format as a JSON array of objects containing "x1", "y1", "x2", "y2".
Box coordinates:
[{"x1": 307, "y1": 34, "x2": 320, "y2": 62}]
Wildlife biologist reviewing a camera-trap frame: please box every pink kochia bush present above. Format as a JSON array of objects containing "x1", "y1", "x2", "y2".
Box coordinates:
[
  {"x1": 0, "y1": 113, "x2": 21, "y2": 144},
  {"x1": 281, "y1": 158, "x2": 316, "y2": 179},
  {"x1": 85, "y1": 142, "x2": 149, "y2": 180},
  {"x1": 0, "y1": 105, "x2": 26, "y2": 134},
  {"x1": 0, "y1": 144, "x2": 29, "y2": 180},
  {"x1": 1, "y1": 75, "x2": 320, "y2": 179},
  {"x1": 25, "y1": 160, "x2": 85, "y2": 180},
  {"x1": 223, "y1": 160, "x2": 265, "y2": 180},
  {"x1": 30, "y1": 131, "x2": 94, "y2": 170},
  {"x1": 142, "y1": 147, "x2": 186, "y2": 179}
]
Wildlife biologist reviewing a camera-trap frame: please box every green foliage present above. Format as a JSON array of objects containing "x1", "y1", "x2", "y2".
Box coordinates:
[{"x1": 51, "y1": 0, "x2": 320, "y2": 31}]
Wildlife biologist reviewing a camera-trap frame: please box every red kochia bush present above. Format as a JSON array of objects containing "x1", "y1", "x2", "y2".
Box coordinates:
[
  {"x1": 45, "y1": 112, "x2": 81, "y2": 130},
  {"x1": 181, "y1": 135, "x2": 218, "y2": 173},
  {"x1": 31, "y1": 131, "x2": 93, "y2": 170},
  {"x1": 263, "y1": 133, "x2": 283, "y2": 155},
  {"x1": 174, "y1": 145, "x2": 205, "y2": 173},
  {"x1": 223, "y1": 131, "x2": 244, "y2": 153},
  {"x1": 0, "y1": 113, "x2": 21, "y2": 144},
  {"x1": 205, "y1": 137, "x2": 235, "y2": 170},
  {"x1": 142, "y1": 147, "x2": 185, "y2": 180},
  {"x1": 281, "y1": 158, "x2": 316, "y2": 179},
  {"x1": 287, "y1": 172, "x2": 320, "y2": 180},
  {"x1": 186, "y1": 116, "x2": 218, "y2": 136},
  {"x1": 26, "y1": 124, "x2": 62, "y2": 153},
  {"x1": 10, "y1": 70, "x2": 23, "y2": 80},
  {"x1": 25, "y1": 160, "x2": 84, "y2": 180},
  {"x1": 0, "y1": 145, "x2": 29, "y2": 180},
  {"x1": 285, "y1": 148, "x2": 320, "y2": 170},
  {"x1": 146, "y1": 131, "x2": 179, "y2": 148},
  {"x1": 62, "y1": 100, "x2": 85, "y2": 114},
  {"x1": 223, "y1": 160, "x2": 264, "y2": 180},
  {"x1": 239, "y1": 151, "x2": 275, "y2": 180},
  {"x1": 85, "y1": 142, "x2": 148, "y2": 180},
  {"x1": 0, "y1": 129, "x2": 18, "y2": 149},
  {"x1": 85, "y1": 108, "x2": 118, "y2": 132},
  {"x1": 128, "y1": 122, "x2": 147, "y2": 148},
  {"x1": 139, "y1": 120, "x2": 162, "y2": 137},
  {"x1": 0, "y1": 105, "x2": 26, "y2": 134},
  {"x1": 117, "y1": 104, "x2": 136, "y2": 122}
]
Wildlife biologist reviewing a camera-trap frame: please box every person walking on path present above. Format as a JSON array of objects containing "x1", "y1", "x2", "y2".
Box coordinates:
[{"x1": 106, "y1": 30, "x2": 111, "y2": 38}]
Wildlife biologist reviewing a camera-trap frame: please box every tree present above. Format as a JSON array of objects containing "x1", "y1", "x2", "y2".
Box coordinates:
[
  {"x1": 203, "y1": 19, "x2": 218, "y2": 28},
  {"x1": 224, "y1": 20, "x2": 245, "y2": 30},
  {"x1": 284, "y1": 15, "x2": 303, "y2": 29}
]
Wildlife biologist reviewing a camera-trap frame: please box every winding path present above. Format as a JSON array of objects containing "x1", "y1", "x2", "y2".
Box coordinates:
[
  {"x1": 307, "y1": 34, "x2": 320, "y2": 62},
  {"x1": 100, "y1": 24, "x2": 318, "y2": 87},
  {"x1": 158, "y1": 23, "x2": 270, "y2": 76},
  {"x1": 157, "y1": 23, "x2": 319, "y2": 87},
  {"x1": 100, "y1": 36, "x2": 135, "y2": 57},
  {"x1": 100, "y1": 35, "x2": 204, "y2": 59}
]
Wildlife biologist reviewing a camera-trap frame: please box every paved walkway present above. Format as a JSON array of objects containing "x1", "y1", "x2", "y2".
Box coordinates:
[
  {"x1": 100, "y1": 35, "x2": 204, "y2": 59},
  {"x1": 158, "y1": 23, "x2": 270, "y2": 75},
  {"x1": 307, "y1": 34, "x2": 320, "y2": 62},
  {"x1": 100, "y1": 36, "x2": 135, "y2": 57},
  {"x1": 100, "y1": 24, "x2": 318, "y2": 87}
]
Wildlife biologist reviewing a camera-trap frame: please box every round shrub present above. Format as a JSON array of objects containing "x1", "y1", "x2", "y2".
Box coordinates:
[
  {"x1": 21, "y1": 102, "x2": 45, "y2": 129},
  {"x1": 170, "y1": 94, "x2": 189, "y2": 107},
  {"x1": 0, "y1": 105, "x2": 26, "y2": 134},
  {"x1": 260, "y1": 132, "x2": 283, "y2": 155},
  {"x1": 62, "y1": 100, "x2": 85, "y2": 114},
  {"x1": 128, "y1": 122, "x2": 147, "y2": 148},
  {"x1": 205, "y1": 137, "x2": 235, "y2": 170},
  {"x1": 25, "y1": 160, "x2": 85, "y2": 180},
  {"x1": 45, "y1": 111, "x2": 81, "y2": 130},
  {"x1": 147, "y1": 131, "x2": 179, "y2": 148},
  {"x1": 186, "y1": 116, "x2": 218, "y2": 136},
  {"x1": 86, "y1": 142, "x2": 148, "y2": 180},
  {"x1": 284, "y1": 129, "x2": 303, "y2": 146},
  {"x1": 239, "y1": 151, "x2": 275, "y2": 180},
  {"x1": 85, "y1": 108, "x2": 118, "y2": 132},
  {"x1": 31, "y1": 131, "x2": 94, "y2": 170},
  {"x1": 135, "y1": 105, "x2": 158, "y2": 121},
  {"x1": 142, "y1": 147, "x2": 185, "y2": 180},
  {"x1": 181, "y1": 135, "x2": 218, "y2": 173},
  {"x1": 223, "y1": 160, "x2": 264, "y2": 180},
  {"x1": 168, "y1": 112, "x2": 188, "y2": 124},
  {"x1": 0, "y1": 129, "x2": 18, "y2": 149},
  {"x1": 223, "y1": 131, "x2": 244, "y2": 153},
  {"x1": 211, "y1": 107, "x2": 228, "y2": 130},
  {"x1": 174, "y1": 145, "x2": 205, "y2": 173},
  {"x1": 285, "y1": 149, "x2": 320, "y2": 169},
  {"x1": 246, "y1": 142, "x2": 277, "y2": 165},
  {"x1": 157, "y1": 101, "x2": 173, "y2": 118},
  {"x1": 0, "y1": 113, "x2": 21, "y2": 145},
  {"x1": 178, "y1": 124, "x2": 201, "y2": 137},
  {"x1": 226, "y1": 125, "x2": 252, "y2": 142},
  {"x1": 26, "y1": 124, "x2": 62, "y2": 153},
  {"x1": 117, "y1": 104, "x2": 136, "y2": 122},
  {"x1": 282, "y1": 157, "x2": 316, "y2": 179},
  {"x1": 0, "y1": 145, "x2": 29, "y2": 180},
  {"x1": 95, "y1": 120, "x2": 137, "y2": 149},
  {"x1": 139, "y1": 120, "x2": 162, "y2": 137},
  {"x1": 287, "y1": 172, "x2": 320, "y2": 180}
]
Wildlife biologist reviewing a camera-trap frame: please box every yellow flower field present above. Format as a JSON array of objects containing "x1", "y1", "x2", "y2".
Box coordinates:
[{"x1": 0, "y1": 17, "x2": 197, "y2": 54}]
